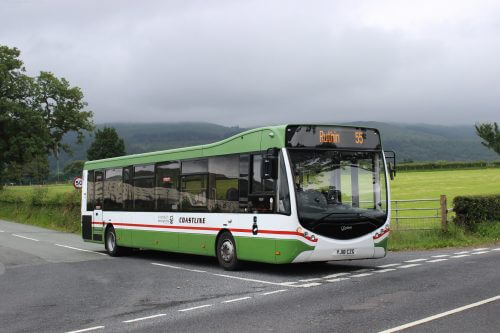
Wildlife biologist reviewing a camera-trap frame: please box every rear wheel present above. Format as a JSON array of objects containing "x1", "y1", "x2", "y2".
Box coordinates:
[
  {"x1": 105, "y1": 226, "x2": 126, "y2": 256},
  {"x1": 216, "y1": 232, "x2": 240, "y2": 270}
]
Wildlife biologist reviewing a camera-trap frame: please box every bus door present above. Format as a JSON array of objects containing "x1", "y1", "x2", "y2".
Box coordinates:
[{"x1": 92, "y1": 170, "x2": 105, "y2": 242}]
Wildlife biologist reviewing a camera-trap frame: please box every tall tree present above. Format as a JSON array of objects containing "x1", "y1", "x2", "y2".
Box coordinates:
[
  {"x1": 474, "y1": 122, "x2": 500, "y2": 155},
  {"x1": 87, "y1": 127, "x2": 126, "y2": 160},
  {"x1": 63, "y1": 160, "x2": 85, "y2": 178},
  {"x1": 0, "y1": 44, "x2": 94, "y2": 185}
]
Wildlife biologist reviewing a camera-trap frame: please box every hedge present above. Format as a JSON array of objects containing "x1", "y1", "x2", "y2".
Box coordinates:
[
  {"x1": 398, "y1": 160, "x2": 500, "y2": 172},
  {"x1": 453, "y1": 195, "x2": 500, "y2": 229}
]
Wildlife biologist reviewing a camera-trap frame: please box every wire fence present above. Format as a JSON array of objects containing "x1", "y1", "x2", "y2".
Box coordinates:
[{"x1": 391, "y1": 196, "x2": 450, "y2": 231}]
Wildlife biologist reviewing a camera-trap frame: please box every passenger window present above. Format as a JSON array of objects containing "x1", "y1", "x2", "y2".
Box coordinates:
[
  {"x1": 133, "y1": 164, "x2": 155, "y2": 211},
  {"x1": 123, "y1": 167, "x2": 133, "y2": 210},
  {"x1": 156, "y1": 161, "x2": 180, "y2": 211},
  {"x1": 209, "y1": 155, "x2": 239, "y2": 212},
  {"x1": 181, "y1": 160, "x2": 208, "y2": 211},
  {"x1": 86, "y1": 170, "x2": 94, "y2": 211},
  {"x1": 104, "y1": 168, "x2": 123, "y2": 211}
]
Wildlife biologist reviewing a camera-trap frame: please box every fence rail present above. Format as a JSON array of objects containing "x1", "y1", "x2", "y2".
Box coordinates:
[{"x1": 391, "y1": 195, "x2": 449, "y2": 231}]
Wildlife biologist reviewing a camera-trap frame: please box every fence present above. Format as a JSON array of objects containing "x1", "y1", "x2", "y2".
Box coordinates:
[{"x1": 391, "y1": 195, "x2": 449, "y2": 231}]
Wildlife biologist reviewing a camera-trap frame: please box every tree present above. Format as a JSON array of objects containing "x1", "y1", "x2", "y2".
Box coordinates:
[
  {"x1": 0, "y1": 44, "x2": 94, "y2": 185},
  {"x1": 474, "y1": 122, "x2": 500, "y2": 155},
  {"x1": 87, "y1": 127, "x2": 126, "y2": 160},
  {"x1": 63, "y1": 160, "x2": 85, "y2": 178}
]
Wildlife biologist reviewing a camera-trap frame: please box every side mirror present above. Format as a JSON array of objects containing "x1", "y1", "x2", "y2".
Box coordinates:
[{"x1": 384, "y1": 150, "x2": 397, "y2": 180}]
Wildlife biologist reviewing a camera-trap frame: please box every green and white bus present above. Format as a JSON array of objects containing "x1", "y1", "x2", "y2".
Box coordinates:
[{"x1": 81, "y1": 125, "x2": 394, "y2": 269}]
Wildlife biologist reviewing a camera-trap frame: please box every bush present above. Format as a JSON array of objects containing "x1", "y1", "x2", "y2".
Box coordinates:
[{"x1": 453, "y1": 195, "x2": 500, "y2": 229}]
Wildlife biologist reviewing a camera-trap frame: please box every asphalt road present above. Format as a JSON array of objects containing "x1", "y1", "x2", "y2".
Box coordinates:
[{"x1": 0, "y1": 219, "x2": 499, "y2": 333}]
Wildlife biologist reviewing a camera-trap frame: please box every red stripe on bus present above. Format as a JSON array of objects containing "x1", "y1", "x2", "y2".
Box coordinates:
[{"x1": 91, "y1": 222, "x2": 318, "y2": 242}]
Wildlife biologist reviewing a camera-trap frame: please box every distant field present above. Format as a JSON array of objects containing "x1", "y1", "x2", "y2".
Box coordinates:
[{"x1": 390, "y1": 168, "x2": 500, "y2": 200}]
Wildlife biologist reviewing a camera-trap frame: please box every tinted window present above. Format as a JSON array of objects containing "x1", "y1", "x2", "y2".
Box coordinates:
[
  {"x1": 251, "y1": 155, "x2": 262, "y2": 193},
  {"x1": 156, "y1": 161, "x2": 180, "y2": 211},
  {"x1": 182, "y1": 159, "x2": 208, "y2": 174},
  {"x1": 181, "y1": 174, "x2": 208, "y2": 211},
  {"x1": 123, "y1": 167, "x2": 133, "y2": 210},
  {"x1": 135, "y1": 164, "x2": 154, "y2": 178},
  {"x1": 239, "y1": 154, "x2": 249, "y2": 212},
  {"x1": 86, "y1": 170, "x2": 94, "y2": 211},
  {"x1": 134, "y1": 178, "x2": 155, "y2": 211},
  {"x1": 209, "y1": 155, "x2": 239, "y2": 212},
  {"x1": 104, "y1": 168, "x2": 123, "y2": 211},
  {"x1": 94, "y1": 171, "x2": 104, "y2": 210}
]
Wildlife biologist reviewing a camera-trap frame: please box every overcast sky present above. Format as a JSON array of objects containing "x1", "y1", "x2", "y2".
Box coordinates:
[{"x1": 1, "y1": 0, "x2": 499, "y2": 126}]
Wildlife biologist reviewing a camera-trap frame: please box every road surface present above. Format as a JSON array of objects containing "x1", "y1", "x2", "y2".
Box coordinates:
[{"x1": 0, "y1": 219, "x2": 499, "y2": 333}]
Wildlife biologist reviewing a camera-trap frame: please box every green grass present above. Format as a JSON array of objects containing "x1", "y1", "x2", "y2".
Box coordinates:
[{"x1": 389, "y1": 222, "x2": 500, "y2": 251}]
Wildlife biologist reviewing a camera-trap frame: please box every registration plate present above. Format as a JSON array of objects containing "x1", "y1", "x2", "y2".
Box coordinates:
[{"x1": 336, "y1": 248, "x2": 356, "y2": 255}]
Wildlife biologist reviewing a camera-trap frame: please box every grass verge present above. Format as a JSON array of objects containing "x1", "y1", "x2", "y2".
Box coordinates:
[{"x1": 389, "y1": 222, "x2": 500, "y2": 251}]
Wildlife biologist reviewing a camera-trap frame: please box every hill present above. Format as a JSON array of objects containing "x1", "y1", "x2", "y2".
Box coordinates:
[{"x1": 51, "y1": 121, "x2": 498, "y2": 174}]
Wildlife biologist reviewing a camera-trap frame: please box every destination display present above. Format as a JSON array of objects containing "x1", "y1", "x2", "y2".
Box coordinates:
[{"x1": 285, "y1": 125, "x2": 381, "y2": 149}]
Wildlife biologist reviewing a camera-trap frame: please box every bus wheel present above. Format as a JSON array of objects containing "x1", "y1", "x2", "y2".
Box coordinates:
[
  {"x1": 216, "y1": 232, "x2": 240, "y2": 270},
  {"x1": 105, "y1": 226, "x2": 124, "y2": 257}
]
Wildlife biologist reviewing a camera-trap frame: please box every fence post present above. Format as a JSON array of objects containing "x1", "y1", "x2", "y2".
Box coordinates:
[{"x1": 440, "y1": 195, "x2": 448, "y2": 232}]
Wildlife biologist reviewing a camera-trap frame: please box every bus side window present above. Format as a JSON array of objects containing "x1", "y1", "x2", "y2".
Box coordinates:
[
  {"x1": 249, "y1": 153, "x2": 275, "y2": 213},
  {"x1": 104, "y1": 168, "x2": 123, "y2": 211},
  {"x1": 123, "y1": 166, "x2": 133, "y2": 210},
  {"x1": 156, "y1": 161, "x2": 180, "y2": 211},
  {"x1": 94, "y1": 171, "x2": 104, "y2": 210},
  {"x1": 208, "y1": 155, "x2": 239, "y2": 212},
  {"x1": 180, "y1": 159, "x2": 208, "y2": 211},
  {"x1": 86, "y1": 170, "x2": 94, "y2": 211},
  {"x1": 133, "y1": 164, "x2": 155, "y2": 211}
]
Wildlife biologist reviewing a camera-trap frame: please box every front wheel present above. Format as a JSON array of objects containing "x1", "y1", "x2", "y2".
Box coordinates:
[
  {"x1": 216, "y1": 232, "x2": 240, "y2": 270},
  {"x1": 105, "y1": 226, "x2": 125, "y2": 257}
]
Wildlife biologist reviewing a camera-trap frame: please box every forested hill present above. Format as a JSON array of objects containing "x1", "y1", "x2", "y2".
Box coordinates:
[{"x1": 53, "y1": 121, "x2": 498, "y2": 172}]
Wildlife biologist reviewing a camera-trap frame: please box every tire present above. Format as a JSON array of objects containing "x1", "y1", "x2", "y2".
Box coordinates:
[
  {"x1": 105, "y1": 226, "x2": 125, "y2": 257},
  {"x1": 216, "y1": 231, "x2": 240, "y2": 270}
]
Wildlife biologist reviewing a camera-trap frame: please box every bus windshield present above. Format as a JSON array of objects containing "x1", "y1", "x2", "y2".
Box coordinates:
[{"x1": 288, "y1": 149, "x2": 387, "y2": 229}]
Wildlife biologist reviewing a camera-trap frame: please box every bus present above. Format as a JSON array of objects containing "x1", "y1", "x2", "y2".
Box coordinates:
[{"x1": 81, "y1": 124, "x2": 395, "y2": 270}]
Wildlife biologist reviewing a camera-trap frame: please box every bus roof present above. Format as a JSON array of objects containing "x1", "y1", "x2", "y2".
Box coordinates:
[{"x1": 83, "y1": 124, "x2": 380, "y2": 170}]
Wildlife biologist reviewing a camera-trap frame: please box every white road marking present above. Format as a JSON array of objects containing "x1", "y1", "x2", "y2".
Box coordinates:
[
  {"x1": 352, "y1": 268, "x2": 374, "y2": 273},
  {"x1": 326, "y1": 277, "x2": 350, "y2": 283},
  {"x1": 377, "y1": 263, "x2": 401, "y2": 268},
  {"x1": 398, "y1": 264, "x2": 422, "y2": 269},
  {"x1": 280, "y1": 281, "x2": 299, "y2": 285},
  {"x1": 261, "y1": 289, "x2": 287, "y2": 296},
  {"x1": 323, "y1": 272, "x2": 350, "y2": 279},
  {"x1": 223, "y1": 296, "x2": 252, "y2": 303},
  {"x1": 0, "y1": 229, "x2": 4, "y2": 232},
  {"x1": 472, "y1": 251, "x2": 489, "y2": 255},
  {"x1": 427, "y1": 259, "x2": 448, "y2": 263},
  {"x1": 152, "y1": 263, "x2": 182, "y2": 269},
  {"x1": 350, "y1": 273, "x2": 373, "y2": 278},
  {"x1": 404, "y1": 258, "x2": 427, "y2": 263},
  {"x1": 451, "y1": 254, "x2": 470, "y2": 258},
  {"x1": 454, "y1": 251, "x2": 470, "y2": 255},
  {"x1": 55, "y1": 244, "x2": 107, "y2": 256},
  {"x1": 185, "y1": 269, "x2": 206, "y2": 273},
  {"x1": 493, "y1": 248, "x2": 500, "y2": 251},
  {"x1": 213, "y1": 273, "x2": 295, "y2": 287},
  {"x1": 378, "y1": 295, "x2": 500, "y2": 333},
  {"x1": 123, "y1": 313, "x2": 166, "y2": 323},
  {"x1": 375, "y1": 268, "x2": 397, "y2": 273},
  {"x1": 472, "y1": 248, "x2": 489, "y2": 251},
  {"x1": 299, "y1": 278, "x2": 322, "y2": 282},
  {"x1": 65, "y1": 326, "x2": 105, "y2": 333},
  {"x1": 179, "y1": 304, "x2": 212, "y2": 312},
  {"x1": 297, "y1": 282, "x2": 322, "y2": 287},
  {"x1": 432, "y1": 255, "x2": 450, "y2": 258},
  {"x1": 12, "y1": 234, "x2": 39, "y2": 242}
]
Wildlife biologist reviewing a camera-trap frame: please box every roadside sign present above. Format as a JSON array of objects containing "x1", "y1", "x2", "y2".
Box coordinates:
[{"x1": 73, "y1": 177, "x2": 83, "y2": 189}]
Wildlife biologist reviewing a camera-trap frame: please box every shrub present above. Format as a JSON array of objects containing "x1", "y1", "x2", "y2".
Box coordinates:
[{"x1": 453, "y1": 195, "x2": 500, "y2": 229}]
